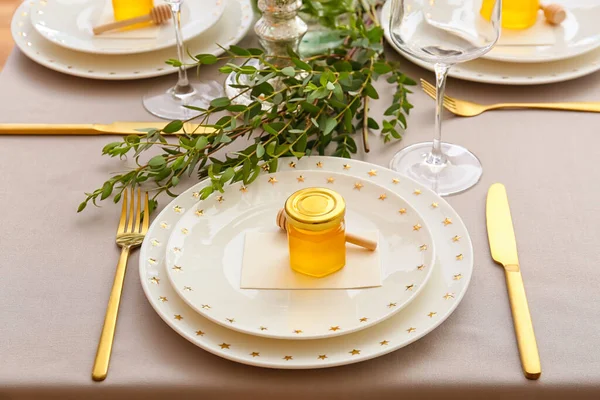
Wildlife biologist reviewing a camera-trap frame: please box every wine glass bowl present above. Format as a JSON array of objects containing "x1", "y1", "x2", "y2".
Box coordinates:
[{"x1": 388, "y1": 0, "x2": 501, "y2": 195}]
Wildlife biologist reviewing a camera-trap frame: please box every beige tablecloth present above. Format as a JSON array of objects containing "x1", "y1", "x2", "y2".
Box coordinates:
[{"x1": 1, "y1": 42, "x2": 599, "y2": 400}]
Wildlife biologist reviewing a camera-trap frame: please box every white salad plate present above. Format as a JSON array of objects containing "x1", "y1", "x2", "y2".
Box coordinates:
[
  {"x1": 140, "y1": 157, "x2": 474, "y2": 369},
  {"x1": 165, "y1": 170, "x2": 435, "y2": 340},
  {"x1": 12, "y1": 0, "x2": 252, "y2": 80},
  {"x1": 381, "y1": 0, "x2": 600, "y2": 85},
  {"x1": 485, "y1": 0, "x2": 600, "y2": 63},
  {"x1": 29, "y1": 0, "x2": 226, "y2": 55}
]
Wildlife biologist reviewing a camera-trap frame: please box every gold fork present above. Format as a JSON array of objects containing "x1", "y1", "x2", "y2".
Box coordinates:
[
  {"x1": 92, "y1": 187, "x2": 149, "y2": 382},
  {"x1": 420, "y1": 79, "x2": 600, "y2": 117}
]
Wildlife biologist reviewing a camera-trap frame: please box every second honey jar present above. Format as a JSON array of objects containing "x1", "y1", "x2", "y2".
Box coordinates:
[{"x1": 284, "y1": 188, "x2": 346, "y2": 278}]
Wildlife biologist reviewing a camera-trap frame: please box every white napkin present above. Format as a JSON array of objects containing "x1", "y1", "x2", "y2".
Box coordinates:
[
  {"x1": 240, "y1": 231, "x2": 381, "y2": 290},
  {"x1": 94, "y1": 0, "x2": 160, "y2": 39},
  {"x1": 497, "y1": 14, "x2": 556, "y2": 46}
]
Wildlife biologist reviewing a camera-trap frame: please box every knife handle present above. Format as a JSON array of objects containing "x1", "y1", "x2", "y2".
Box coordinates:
[
  {"x1": 504, "y1": 269, "x2": 541, "y2": 380},
  {"x1": 0, "y1": 124, "x2": 99, "y2": 135}
]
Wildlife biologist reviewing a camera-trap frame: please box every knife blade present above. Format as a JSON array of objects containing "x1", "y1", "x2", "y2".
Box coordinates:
[
  {"x1": 0, "y1": 122, "x2": 214, "y2": 135},
  {"x1": 486, "y1": 183, "x2": 541, "y2": 380}
]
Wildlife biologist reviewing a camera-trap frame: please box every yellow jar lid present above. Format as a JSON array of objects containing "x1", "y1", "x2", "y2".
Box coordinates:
[{"x1": 284, "y1": 187, "x2": 345, "y2": 231}]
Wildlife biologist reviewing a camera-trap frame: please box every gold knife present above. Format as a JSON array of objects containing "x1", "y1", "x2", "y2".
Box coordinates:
[
  {"x1": 0, "y1": 122, "x2": 213, "y2": 135},
  {"x1": 486, "y1": 183, "x2": 541, "y2": 380}
]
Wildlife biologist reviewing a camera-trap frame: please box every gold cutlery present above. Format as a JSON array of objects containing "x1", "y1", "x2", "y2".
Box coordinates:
[
  {"x1": 92, "y1": 188, "x2": 149, "y2": 382},
  {"x1": 421, "y1": 79, "x2": 600, "y2": 117},
  {"x1": 486, "y1": 183, "x2": 541, "y2": 380},
  {"x1": 0, "y1": 122, "x2": 213, "y2": 135}
]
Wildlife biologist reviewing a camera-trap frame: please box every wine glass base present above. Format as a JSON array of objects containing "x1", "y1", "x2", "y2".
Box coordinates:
[
  {"x1": 143, "y1": 80, "x2": 224, "y2": 120},
  {"x1": 389, "y1": 142, "x2": 482, "y2": 196}
]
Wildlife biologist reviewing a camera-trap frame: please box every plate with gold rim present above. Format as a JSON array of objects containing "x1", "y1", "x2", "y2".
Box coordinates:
[
  {"x1": 139, "y1": 157, "x2": 474, "y2": 368},
  {"x1": 164, "y1": 170, "x2": 435, "y2": 340}
]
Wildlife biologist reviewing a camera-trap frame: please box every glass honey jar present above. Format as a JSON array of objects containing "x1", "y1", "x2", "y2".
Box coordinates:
[
  {"x1": 284, "y1": 188, "x2": 346, "y2": 278},
  {"x1": 481, "y1": 0, "x2": 540, "y2": 30}
]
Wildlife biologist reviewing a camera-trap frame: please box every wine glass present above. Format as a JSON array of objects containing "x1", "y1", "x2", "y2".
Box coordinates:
[
  {"x1": 143, "y1": 0, "x2": 224, "y2": 119},
  {"x1": 388, "y1": 0, "x2": 501, "y2": 195}
]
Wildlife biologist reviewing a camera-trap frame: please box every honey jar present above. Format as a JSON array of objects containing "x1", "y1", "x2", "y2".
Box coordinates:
[
  {"x1": 284, "y1": 188, "x2": 346, "y2": 278},
  {"x1": 481, "y1": 0, "x2": 540, "y2": 30}
]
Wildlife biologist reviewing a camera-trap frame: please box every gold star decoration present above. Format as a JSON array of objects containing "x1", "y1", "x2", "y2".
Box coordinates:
[
  {"x1": 387, "y1": 302, "x2": 397, "y2": 308},
  {"x1": 452, "y1": 235, "x2": 461, "y2": 242},
  {"x1": 379, "y1": 194, "x2": 387, "y2": 201},
  {"x1": 297, "y1": 175, "x2": 305, "y2": 182},
  {"x1": 329, "y1": 326, "x2": 341, "y2": 331},
  {"x1": 195, "y1": 330, "x2": 205, "y2": 336},
  {"x1": 380, "y1": 340, "x2": 389, "y2": 346},
  {"x1": 453, "y1": 274, "x2": 463, "y2": 281},
  {"x1": 195, "y1": 209, "x2": 204, "y2": 217},
  {"x1": 219, "y1": 343, "x2": 230, "y2": 349},
  {"x1": 192, "y1": 192, "x2": 200, "y2": 199},
  {"x1": 407, "y1": 327, "x2": 416, "y2": 333},
  {"x1": 354, "y1": 182, "x2": 364, "y2": 191},
  {"x1": 343, "y1": 164, "x2": 351, "y2": 170},
  {"x1": 183, "y1": 286, "x2": 192, "y2": 291},
  {"x1": 417, "y1": 264, "x2": 425, "y2": 271},
  {"x1": 293, "y1": 330, "x2": 303, "y2": 334},
  {"x1": 174, "y1": 314, "x2": 183, "y2": 321},
  {"x1": 368, "y1": 169, "x2": 377, "y2": 177},
  {"x1": 398, "y1": 208, "x2": 407, "y2": 215},
  {"x1": 431, "y1": 202, "x2": 439, "y2": 208},
  {"x1": 226, "y1": 318, "x2": 235, "y2": 323},
  {"x1": 427, "y1": 312, "x2": 437, "y2": 318},
  {"x1": 173, "y1": 205, "x2": 183, "y2": 213},
  {"x1": 316, "y1": 161, "x2": 323, "y2": 168},
  {"x1": 406, "y1": 284, "x2": 415, "y2": 291},
  {"x1": 443, "y1": 218, "x2": 453, "y2": 226},
  {"x1": 158, "y1": 296, "x2": 168, "y2": 302},
  {"x1": 148, "y1": 258, "x2": 157, "y2": 265},
  {"x1": 413, "y1": 189, "x2": 422, "y2": 195},
  {"x1": 160, "y1": 222, "x2": 169, "y2": 229},
  {"x1": 268, "y1": 177, "x2": 278, "y2": 185},
  {"x1": 289, "y1": 161, "x2": 296, "y2": 168},
  {"x1": 349, "y1": 349, "x2": 361, "y2": 356},
  {"x1": 150, "y1": 277, "x2": 160, "y2": 285},
  {"x1": 443, "y1": 293, "x2": 455, "y2": 300},
  {"x1": 172, "y1": 265, "x2": 182, "y2": 272},
  {"x1": 201, "y1": 304, "x2": 211, "y2": 309},
  {"x1": 327, "y1": 177, "x2": 335, "y2": 184},
  {"x1": 173, "y1": 247, "x2": 181, "y2": 253},
  {"x1": 413, "y1": 224, "x2": 422, "y2": 231},
  {"x1": 420, "y1": 244, "x2": 428, "y2": 251},
  {"x1": 250, "y1": 352, "x2": 260, "y2": 357},
  {"x1": 261, "y1": 164, "x2": 270, "y2": 172},
  {"x1": 392, "y1": 178, "x2": 400, "y2": 184},
  {"x1": 181, "y1": 228, "x2": 189, "y2": 235},
  {"x1": 318, "y1": 354, "x2": 328, "y2": 360},
  {"x1": 259, "y1": 326, "x2": 268, "y2": 331},
  {"x1": 456, "y1": 254, "x2": 464, "y2": 261},
  {"x1": 283, "y1": 355, "x2": 293, "y2": 361},
  {"x1": 217, "y1": 196, "x2": 225, "y2": 203},
  {"x1": 359, "y1": 317, "x2": 368, "y2": 323},
  {"x1": 239, "y1": 186, "x2": 248, "y2": 193}
]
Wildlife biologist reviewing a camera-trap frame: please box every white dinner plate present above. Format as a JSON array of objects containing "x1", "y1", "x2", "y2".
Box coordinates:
[
  {"x1": 485, "y1": 1, "x2": 600, "y2": 63},
  {"x1": 140, "y1": 157, "x2": 474, "y2": 369},
  {"x1": 29, "y1": 0, "x2": 226, "y2": 55},
  {"x1": 11, "y1": 0, "x2": 252, "y2": 80},
  {"x1": 165, "y1": 170, "x2": 435, "y2": 340},
  {"x1": 381, "y1": 0, "x2": 600, "y2": 85}
]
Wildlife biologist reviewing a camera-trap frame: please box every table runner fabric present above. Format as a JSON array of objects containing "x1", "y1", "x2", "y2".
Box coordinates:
[{"x1": 0, "y1": 38, "x2": 599, "y2": 400}]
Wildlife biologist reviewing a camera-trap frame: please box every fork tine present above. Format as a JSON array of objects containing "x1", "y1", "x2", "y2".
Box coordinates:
[
  {"x1": 420, "y1": 78, "x2": 435, "y2": 91},
  {"x1": 117, "y1": 189, "x2": 128, "y2": 234},
  {"x1": 421, "y1": 86, "x2": 436, "y2": 101},
  {"x1": 141, "y1": 192, "x2": 150, "y2": 234},
  {"x1": 134, "y1": 187, "x2": 142, "y2": 233},
  {"x1": 126, "y1": 187, "x2": 134, "y2": 233}
]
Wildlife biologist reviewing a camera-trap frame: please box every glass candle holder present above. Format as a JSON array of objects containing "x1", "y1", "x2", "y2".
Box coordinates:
[{"x1": 284, "y1": 188, "x2": 346, "y2": 278}]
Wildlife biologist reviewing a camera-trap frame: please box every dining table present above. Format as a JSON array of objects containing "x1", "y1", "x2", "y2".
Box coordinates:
[{"x1": 1, "y1": 31, "x2": 599, "y2": 399}]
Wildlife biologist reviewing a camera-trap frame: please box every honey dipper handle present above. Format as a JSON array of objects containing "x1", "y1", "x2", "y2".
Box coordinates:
[
  {"x1": 93, "y1": 15, "x2": 151, "y2": 35},
  {"x1": 345, "y1": 233, "x2": 378, "y2": 251}
]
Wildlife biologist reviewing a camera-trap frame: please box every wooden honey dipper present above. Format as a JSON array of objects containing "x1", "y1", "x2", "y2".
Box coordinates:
[
  {"x1": 276, "y1": 209, "x2": 378, "y2": 251},
  {"x1": 93, "y1": 4, "x2": 172, "y2": 35},
  {"x1": 541, "y1": 3, "x2": 567, "y2": 25}
]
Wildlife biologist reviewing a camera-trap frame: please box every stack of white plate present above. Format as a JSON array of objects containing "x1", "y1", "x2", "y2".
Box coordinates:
[
  {"x1": 381, "y1": 0, "x2": 600, "y2": 85},
  {"x1": 11, "y1": 0, "x2": 253, "y2": 80},
  {"x1": 140, "y1": 157, "x2": 474, "y2": 368}
]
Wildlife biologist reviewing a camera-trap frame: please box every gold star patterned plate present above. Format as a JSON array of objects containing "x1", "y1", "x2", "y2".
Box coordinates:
[
  {"x1": 139, "y1": 157, "x2": 473, "y2": 368},
  {"x1": 164, "y1": 170, "x2": 435, "y2": 340}
]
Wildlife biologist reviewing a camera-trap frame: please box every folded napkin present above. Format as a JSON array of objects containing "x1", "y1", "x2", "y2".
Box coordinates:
[
  {"x1": 94, "y1": 0, "x2": 160, "y2": 39},
  {"x1": 240, "y1": 230, "x2": 381, "y2": 290}
]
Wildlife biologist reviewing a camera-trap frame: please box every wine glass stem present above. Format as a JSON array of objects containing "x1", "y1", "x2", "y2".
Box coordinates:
[
  {"x1": 169, "y1": 3, "x2": 194, "y2": 97},
  {"x1": 427, "y1": 63, "x2": 450, "y2": 166}
]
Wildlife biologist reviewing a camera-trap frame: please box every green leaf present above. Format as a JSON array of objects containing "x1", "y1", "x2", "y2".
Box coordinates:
[
  {"x1": 228, "y1": 45, "x2": 250, "y2": 56},
  {"x1": 163, "y1": 120, "x2": 183, "y2": 134},
  {"x1": 220, "y1": 167, "x2": 235, "y2": 184},
  {"x1": 199, "y1": 186, "x2": 214, "y2": 199},
  {"x1": 196, "y1": 54, "x2": 219, "y2": 65},
  {"x1": 364, "y1": 84, "x2": 379, "y2": 99},
  {"x1": 210, "y1": 97, "x2": 231, "y2": 108},
  {"x1": 322, "y1": 117, "x2": 337, "y2": 136},
  {"x1": 292, "y1": 58, "x2": 312, "y2": 71},
  {"x1": 195, "y1": 136, "x2": 209, "y2": 150},
  {"x1": 171, "y1": 176, "x2": 180, "y2": 186},
  {"x1": 281, "y1": 66, "x2": 296, "y2": 77},
  {"x1": 246, "y1": 165, "x2": 261, "y2": 185},
  {"x1": 367, "y1": 118, "x2": 380, "y2": 130},
  {"x1": 373, "y1": 62, "x2": 392, "y2": 75},
  {"x1": 256, "y1": 143, "x2": 265, "y2": 158},
  {"x1": 77, "y1": 201, "x2": 87, "y2": 213},
  {"x1": 227, "y1": 104, "x2": 247, "y2": 112},
  {"x1": 300, "y1": 101, "x2": 320, "y2": 114},
  {"x1": 100, "y1": 181, "x2": 113, "y2": 200},
  {"x1": 148, "y1": 155, "x2": 166, "y2": 168},
  {"x1": 326, "y1": 81, "x2": 335, "y2": 91}
]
